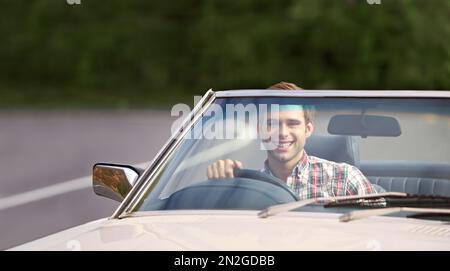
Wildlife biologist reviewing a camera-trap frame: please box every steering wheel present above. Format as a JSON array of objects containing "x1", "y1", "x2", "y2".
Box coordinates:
[
  {"x1": 158, "y1": 168, "x2": 299, "y2": 210},
  {"x1": 233, "y1": 168, "x2": 299, "y2": 200}
]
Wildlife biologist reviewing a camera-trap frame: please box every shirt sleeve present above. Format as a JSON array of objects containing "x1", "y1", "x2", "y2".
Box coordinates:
[{"x1": 344, "y1": 165, "x2": 377, "y2": 195}]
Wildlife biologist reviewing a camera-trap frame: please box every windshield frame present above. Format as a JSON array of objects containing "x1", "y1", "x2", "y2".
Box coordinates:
[
  {"x1": 112, "y1": 90, "x2": 450, "y2": 219},
  {"x1": 111, "y1": 89, "x2": 216, "y2": 219}
]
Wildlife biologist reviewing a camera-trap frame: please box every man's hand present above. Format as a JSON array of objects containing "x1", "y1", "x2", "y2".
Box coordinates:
[{"x1": 207, "y1": 159, "x2": 243, "y2": 179}]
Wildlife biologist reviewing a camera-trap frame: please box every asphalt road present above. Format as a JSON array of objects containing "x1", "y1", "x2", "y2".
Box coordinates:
[{"x1": 0, "y1": 110, "x2": 174, "y2": 250}]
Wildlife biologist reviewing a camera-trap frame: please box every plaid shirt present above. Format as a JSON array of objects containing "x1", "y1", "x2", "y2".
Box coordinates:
[{"x1": 262, "y1": 151, "x2": 376, "y2": 200}]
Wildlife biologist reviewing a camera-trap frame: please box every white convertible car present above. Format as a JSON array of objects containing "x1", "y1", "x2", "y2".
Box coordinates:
[{"x1": 12, "y1": 90, "x2": 450, "y2": 250}]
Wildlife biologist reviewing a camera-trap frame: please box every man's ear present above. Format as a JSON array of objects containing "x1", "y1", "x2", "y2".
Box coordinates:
[{"x1": 305, "y1": 122, "x2": 314, "y2": 138}]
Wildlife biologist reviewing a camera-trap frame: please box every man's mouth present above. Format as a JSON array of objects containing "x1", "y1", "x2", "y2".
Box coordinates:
[{"x1": 275, "y1": 141, "x2": 294, "y2": 151}]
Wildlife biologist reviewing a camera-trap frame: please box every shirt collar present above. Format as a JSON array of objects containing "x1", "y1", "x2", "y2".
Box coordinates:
[{"x1": 263, "y1": 150, "x2": 309, "y2": 178}]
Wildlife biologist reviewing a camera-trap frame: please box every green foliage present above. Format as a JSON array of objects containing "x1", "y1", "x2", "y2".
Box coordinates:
[{"x1": 0, "y1": 0, "x2": 449, "y2": 108}]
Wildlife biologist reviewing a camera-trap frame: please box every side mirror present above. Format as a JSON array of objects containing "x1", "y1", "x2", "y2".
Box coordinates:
[{"x1": 92, "y1": 163, "x2": 142, "y2": 202}]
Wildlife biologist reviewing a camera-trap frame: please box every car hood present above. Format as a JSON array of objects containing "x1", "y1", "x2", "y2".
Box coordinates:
[{"x1": 10, "y1": 210, "x2": 450, "y2": 251}]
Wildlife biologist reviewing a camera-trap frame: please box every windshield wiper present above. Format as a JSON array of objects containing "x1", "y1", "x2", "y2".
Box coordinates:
[
  {"x1": 326, "y1": 194, "x2": 450, "y2": 209},
  {"x1": 257, "y1": 192, "x2": 408, "y2": 218},
  {"x1": 339, "y1": 207, "x2": 450, "y2": 222}
]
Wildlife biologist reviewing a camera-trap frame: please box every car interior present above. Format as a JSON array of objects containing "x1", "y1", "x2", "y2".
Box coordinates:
[
  {"x1": 305, "y1": 134, "x2": 450, "y2": 197},
  {"x1": 141, "y1": 104, "x2": 450, "y2": 211}
]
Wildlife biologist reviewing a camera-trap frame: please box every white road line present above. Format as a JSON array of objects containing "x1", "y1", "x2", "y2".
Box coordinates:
[
  {"x1": 0, "y1": 176, "x2": 91, "y2": 211},
  {"x1": 0, "y1": 162, "x2": 149, "y2": 211}
]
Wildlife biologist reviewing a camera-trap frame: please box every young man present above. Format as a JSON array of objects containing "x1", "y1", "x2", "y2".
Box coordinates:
[{"x1": 207, "y1": 82, "x2": 377, "y2": 199}]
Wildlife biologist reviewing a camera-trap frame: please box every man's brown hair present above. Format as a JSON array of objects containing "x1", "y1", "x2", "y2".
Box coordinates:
[
  {"x1": 268, "y1": 82, "x2": 302, "y2": 90},
  {"x1": 267, "y1": 82, "x2": 315, "y2": 124}
]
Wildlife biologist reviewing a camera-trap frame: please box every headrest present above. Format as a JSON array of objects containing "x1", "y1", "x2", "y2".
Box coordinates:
[{"x1": 304, "y1": 135, "x2": 360, "y2": 167}]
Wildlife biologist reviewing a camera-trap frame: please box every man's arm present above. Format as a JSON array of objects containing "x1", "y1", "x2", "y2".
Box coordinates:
[{"x1": 344, "y1": 166, "x2": 380, "y2": 195}]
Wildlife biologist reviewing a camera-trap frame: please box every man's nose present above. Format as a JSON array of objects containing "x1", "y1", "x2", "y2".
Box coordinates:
[{"x1": 278, "y1": 123, "x2": 289, "y2": 138}]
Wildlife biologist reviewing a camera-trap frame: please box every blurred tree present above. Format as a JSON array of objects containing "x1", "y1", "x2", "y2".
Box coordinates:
[{"x1": 0, "y1": 0, "x2": 449, "y2": 108}]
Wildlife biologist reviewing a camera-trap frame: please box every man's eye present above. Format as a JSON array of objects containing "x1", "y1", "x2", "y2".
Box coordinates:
[{"x1": 288, "y1": 121, "x2": 301, "y2": 126}]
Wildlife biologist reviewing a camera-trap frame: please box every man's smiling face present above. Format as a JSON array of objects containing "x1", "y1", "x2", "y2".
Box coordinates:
[{"x1": 261, "y1": 108, "x2": 314, "y2": 164}]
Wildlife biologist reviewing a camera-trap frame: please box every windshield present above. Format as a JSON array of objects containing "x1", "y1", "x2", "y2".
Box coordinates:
[{"x1": 133, "y1": 97, "x2": 450, "y2": 216}]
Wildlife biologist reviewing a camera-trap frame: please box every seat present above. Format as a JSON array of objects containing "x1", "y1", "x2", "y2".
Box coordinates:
[
  {"x1": 304, "y1": 134, "x2": 360, "y2": 167},
  {"x1": 361, "y1": 162, "x2": 450, "y2": 197},
  {"x1": 367, "y1": 176, "x2": 450, "y2": 197}
]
